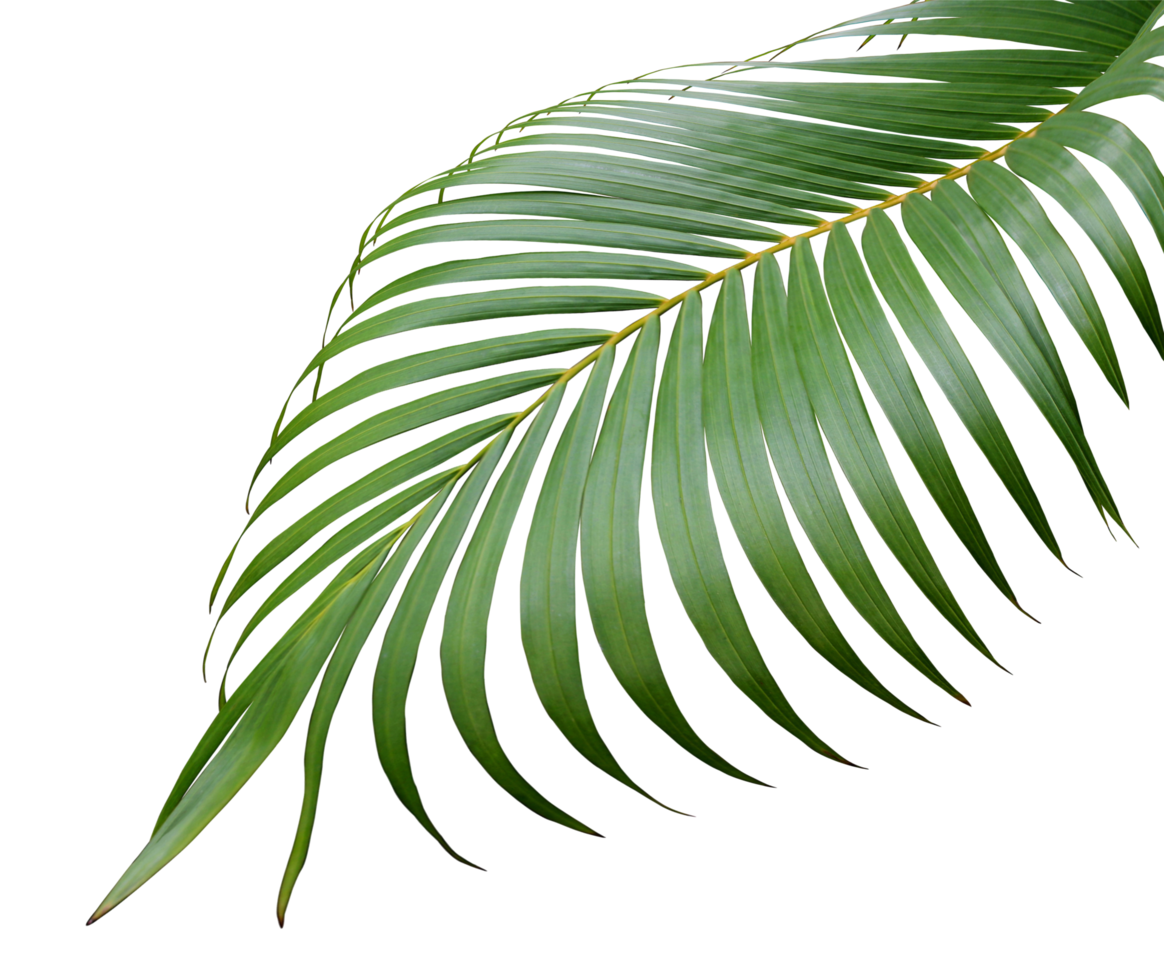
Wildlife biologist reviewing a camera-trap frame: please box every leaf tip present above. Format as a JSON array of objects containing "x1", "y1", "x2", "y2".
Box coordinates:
[
  {"x1": 651, "y1": 798, "x2": 693, "y2": 817},
  {"x1": 1011, "y1": 598, "x2": 1041, "y2": 625},
  {"x1": 987, "y1": 651, "x2": 1015, "y2": 675},
  {"x1": 86, "y1": 903, "x2": 111, "y2": 926}
]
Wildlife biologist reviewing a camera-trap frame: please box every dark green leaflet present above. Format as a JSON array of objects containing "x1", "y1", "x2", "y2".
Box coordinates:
[
  {"x1": 409, "y1": 152, "x2": 824, "y2": 226},
  {"x1": 215, "y1": 472, "x2": 454, "y2": 705},
  {"x1": 902, "y1": 192, "x2": 1124, "y2": 530},
  {"x1": 785, "y1": 49, "x2": 1111, "y2": 86},
  {"x1": 172, "y1": 549, "x2": 401, "y2": 861},
  {"x1": 652, "y1": 291, "x2": 852, "y2": 765},
  {"x1": 966, "y1": 160, "x2": 1126, "y2": 403},
  {"x1": 788, "y1": 240, "x2": 993, "y2": 660},
  {"x1": 251, "y1": 370, "x2": 563, "y2": 525},
  {"x1": 822, "y1": 223, "x2": 1019, "y2": 608},
  {"x1": 303, "y1": 287, "x2": 664, "y2": 378},
  {"x1": 628, "y1": 76, "x2": 1047, "y2": 141},
  {"x1": 518, "y1": 349, "x2": 664, "y2": 802},
  {"x1": 1038, "y1": 111, "x2": 1164, "y2": 257},
  {"x1": 278, "y1": 512, "x2": 437, "y2": 924},
  {"x1": 372, "y1": 191, "x2": 782, "y2": 245},
  {"x1": 506, "y1": 113, "x2": 900, "y2": 193},
  {"x1": 751, "y1": 253, "x2": 969, "y2": 703},
  {"x1": 1068, "y1": 24, "x2": 1164, "y2": 112},
  {"x1": 261, "y1": 328, "x2": 611, "y2": 474},
  {"x1": 349, "y1": 252, "x2": 705, "y2": 323},
  {"x1": 860, "y1": 210, "x2": 1062, "y2": 563},
  {"x1": 213, "y1": 415, "x2": 512, "y2": 614},
  {"x1": 1074, "y1": 60, "x2": 1164, "y2": 109},
  {"x1": 93, "y1": 534, "x2": 395, "y2": 923},
  {"x1": 263, "y1": 282, "x2": 665, "y2": 477},
  {"x1": 827, "y1": 1, "x2": 1135, "y2": 54},
  {"x1": 465, "y1": 145, "x2": 859, "y2": 214},
  {"x1": 556, "y1": 100, "x2": 940, "y2": 179},
  {"x1": 361, "y1": 219, "x2": 747, "y2": 267},
  {"x1": 580, "y1": 317, "x2": 761, "y2": 783},
  {"x1": 702, "y1": 268, "x2": 924, "y2": 719},
  {"x1": 442, "y1": 385, "x2": 640, "y2": 825},
  {"x1": 1005, "y1": 136, "x2": 1164, "y2": 356},
  {"x1": 373, "y1": 433, "x2": 598, "y2": 868}
]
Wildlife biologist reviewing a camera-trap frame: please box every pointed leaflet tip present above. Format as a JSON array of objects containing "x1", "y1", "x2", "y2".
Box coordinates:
[
  {"x1": 823, "y1": 747, "x2": 863, "y2": 769},
  {"x1": 1101, "y1": 511, "x2": 1117, "y2": 542},
  {"x1": 649, "y1": 797, "x2": 694, "y2": 817},
  {"x1": 86, "y1": 902, "x2": 112, "y2": 925},
  {"x1": 1015, "y1": 605, "x2": 1042, "y2": 628}
]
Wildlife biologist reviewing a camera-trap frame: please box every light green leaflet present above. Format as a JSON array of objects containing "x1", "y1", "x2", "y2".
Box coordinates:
[{"x1": 93, "y1": 0, "x2": 1164, "y2": 926}]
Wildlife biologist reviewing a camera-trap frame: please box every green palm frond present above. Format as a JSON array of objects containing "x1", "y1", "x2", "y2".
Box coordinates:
[{"x1": 90, "y1": 0, "x2": 1164, "y2": 926}]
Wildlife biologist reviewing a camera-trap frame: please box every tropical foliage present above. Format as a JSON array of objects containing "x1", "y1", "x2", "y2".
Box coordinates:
[{"x1": 91, "y1": 0, "x2": 1164, "y2": 925}]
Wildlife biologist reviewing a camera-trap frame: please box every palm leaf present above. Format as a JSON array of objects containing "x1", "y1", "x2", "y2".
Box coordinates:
[{"x1": 90, "y1": 0, "x2": 1164, "y2": 926}]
